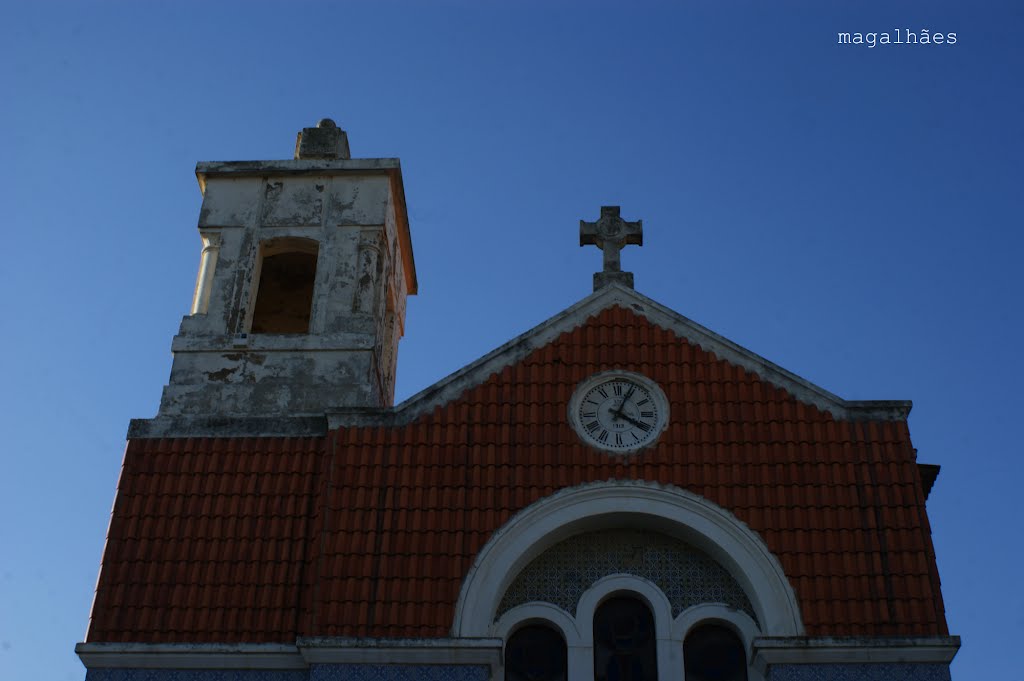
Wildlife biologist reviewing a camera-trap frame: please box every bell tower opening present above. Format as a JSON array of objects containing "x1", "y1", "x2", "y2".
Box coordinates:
[{"x1": 249, "y1": 238, "x2": 319, "y2": 334}]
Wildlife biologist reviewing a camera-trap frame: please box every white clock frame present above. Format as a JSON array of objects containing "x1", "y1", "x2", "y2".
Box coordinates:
[{"x1": 567, "y1": 370, "x2": 670, "y2": 454}]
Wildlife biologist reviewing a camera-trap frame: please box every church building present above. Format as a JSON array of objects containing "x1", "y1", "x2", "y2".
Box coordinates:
[{"x1": 77, "y1": 121, "x2": 959, "y2": 681}]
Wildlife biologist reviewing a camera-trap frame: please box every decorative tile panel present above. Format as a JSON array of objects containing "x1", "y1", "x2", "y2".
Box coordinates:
[
  {"x1": 767, "y1": 663, "x2": 952, "y2": 681},
  {"x1": 85, "y1": 667, "x2": 490, "y2": 681},
  {"x1": 310, "y1": 665, "x2": 489, "y2": 681},
  {"x1": 497, "y1": 528, "x2": 756, "y2": 621},
  {"x1": 85, "y1": 671, "x2": 307, "y2": 681}
]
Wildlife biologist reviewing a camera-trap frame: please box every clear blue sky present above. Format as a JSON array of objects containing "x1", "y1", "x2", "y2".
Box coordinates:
[{"x1": 1, "y1": 2, "x2": 1020, "y2": 679}]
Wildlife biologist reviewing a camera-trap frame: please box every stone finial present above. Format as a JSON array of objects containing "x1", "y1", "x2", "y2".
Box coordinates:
[
  {"x1": 580, "y1": 206, "x2": 643, "y2": 290},
  {"x1": 295, "y1": 119, "x2": 351, "y2": 160}
]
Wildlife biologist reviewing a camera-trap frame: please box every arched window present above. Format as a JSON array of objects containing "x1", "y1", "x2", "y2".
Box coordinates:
[
  {"x1": 505, "y1": 624, "x2": 567, "y2": 681},
  {"x1": 593, "y1": 596, "x2": 657, "y2": 681},
  {"x1": 684, "y1": 623, "x2": 748, "y2": 681},
  {"x1": 250, "y1": 239, "x2": 318, "y2": 334}
]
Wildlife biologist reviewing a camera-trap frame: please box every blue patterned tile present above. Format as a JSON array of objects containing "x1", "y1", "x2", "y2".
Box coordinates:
[
  {"x1": 310, "y1": 664, "x2": 488, "y2": 681},
  {"x1": 85, "y1": 670, "x2": 307, "y2": 681},
  {"x1": 768, "y1": 663, "x2": 952, "y2": 681}
]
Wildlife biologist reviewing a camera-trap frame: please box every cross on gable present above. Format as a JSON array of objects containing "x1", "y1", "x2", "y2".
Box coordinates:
[{"x1": 580, "y1": 206, "x2": 643, "y2": 290}]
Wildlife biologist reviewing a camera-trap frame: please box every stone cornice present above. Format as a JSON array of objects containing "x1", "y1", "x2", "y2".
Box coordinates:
[
  {"x1": 76, "y1": 639, "x2": 502, "y2": 670},
  {"x1": 297, "y1": 637, "x2": 501, "y2": 665},
  {"x1": 128, "y1": 415, "x2": 327, "y2": 439},
  {"x1": 75, "y1": 642, "x2": 306, "y2": 670},
  {"x1": 195, "y1": 158, "x2": 401, "y2": 190},
  {"x1": 752, "y1": 636, "x2": 961, "y2": 668}
]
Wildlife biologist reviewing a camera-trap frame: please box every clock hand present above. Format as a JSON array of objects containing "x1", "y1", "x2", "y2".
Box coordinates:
[
  {"x1": 620, "y1": 385, "x2": 636, "y2": 410},
  {"x1": 617, "y1": 412, "x2": 648, "y2": 429},
  {"x1": 611, "y1": 385, "x2": 637, "y2": 421}
]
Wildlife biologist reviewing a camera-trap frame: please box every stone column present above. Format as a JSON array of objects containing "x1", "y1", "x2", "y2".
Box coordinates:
[{"x1": 190, "y1": 232, "x2": 222, "y2": 315}]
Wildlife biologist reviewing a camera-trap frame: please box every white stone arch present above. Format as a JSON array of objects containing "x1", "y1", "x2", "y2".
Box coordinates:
[
  {"x1": 575, "y1": 574, "x2": 673, "y2": 647},
  {"x1": 674, "y1": 603, "x2": 765, "y2": 681},
  {"x1": 673, "y1": 603, "x2": 761, "y2": 651},
  {"x1": 452, "y1": 480, "x2": 803, "y2": 639},
  {"x1": 494, "y1": 602, "x2": 579, "y2": 681},
  {"x1": 577, "y1": 574, "x2": 678, "y2": 680},
  {"x1": 493, "y1": 602, "x2": 581, "y2": 644}
]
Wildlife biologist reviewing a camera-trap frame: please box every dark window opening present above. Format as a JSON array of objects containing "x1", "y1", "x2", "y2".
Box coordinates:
[
  {"x1": 684, "y1": 624, "x2": 748, "y2": 681},
  {"x1": 594, "y1": 596, "x2": 658, "y2": 681},
  {"x1": 250, "y1": 243, "x2": 317, "y2": 334},
  {"x1": 505, "y1": 624, "x2": 567, "y2": 681}
]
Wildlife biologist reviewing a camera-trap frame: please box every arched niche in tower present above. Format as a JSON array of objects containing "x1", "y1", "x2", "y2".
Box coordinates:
[{"x1": 249, "y1": 237, "x2": 319, "y2": 334}]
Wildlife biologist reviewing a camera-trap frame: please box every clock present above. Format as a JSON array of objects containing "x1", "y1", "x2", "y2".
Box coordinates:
[{"x1": 568, "y1": 371, "x2": 669, "y2": 453}]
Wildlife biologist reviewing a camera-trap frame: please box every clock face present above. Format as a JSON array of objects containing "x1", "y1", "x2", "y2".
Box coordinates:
[{"x1": 569, "y1": 371, "x2": 668, "y2": 453}]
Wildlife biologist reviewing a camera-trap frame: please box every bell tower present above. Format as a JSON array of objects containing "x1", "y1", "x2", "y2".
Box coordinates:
[{"x1": 144, "y1": 119, "x2": 417, "y2": 435}]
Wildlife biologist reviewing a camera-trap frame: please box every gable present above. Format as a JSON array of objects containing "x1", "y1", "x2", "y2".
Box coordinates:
[{"x1": 330, "y1": 283, "x2": 910, "y2": 429}]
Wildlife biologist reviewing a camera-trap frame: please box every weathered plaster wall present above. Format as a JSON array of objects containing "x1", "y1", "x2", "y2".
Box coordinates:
[{"x1": 157, "y1": 162, "x2": 412, "y2": 419}]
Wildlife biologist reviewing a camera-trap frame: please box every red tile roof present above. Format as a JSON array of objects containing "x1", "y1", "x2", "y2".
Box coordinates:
[{"x1": 87, "y1": 305, "x2": 947, "y2": 642}]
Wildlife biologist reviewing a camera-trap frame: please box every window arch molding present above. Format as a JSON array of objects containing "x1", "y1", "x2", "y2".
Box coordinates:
[
  {"x1": 576, "y1": 575, "x2": 673, "y2": 648},
  {"x1": 493, "y1": 577, "x2": 766, "y2": 681},
  {"x1": 579, "y1": 575, "x2": 675, "y2": 678},
  {"x1": 494, "y1": 602, "x2": 580, "y2": 644},
  {"x1": 452, "y1": 480, "x2": 804, "y2": 640},
  {"x1": 673, "y1": 603, "x2": 761, "y2": 652},
  {"x1": 494, "y1": 604, "x2": 579, "y2": 681}
]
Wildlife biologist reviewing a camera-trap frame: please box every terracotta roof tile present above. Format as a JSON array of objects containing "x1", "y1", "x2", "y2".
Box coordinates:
[{"x1": 88, "y1": 305, "x2": 946, "y2": 642}]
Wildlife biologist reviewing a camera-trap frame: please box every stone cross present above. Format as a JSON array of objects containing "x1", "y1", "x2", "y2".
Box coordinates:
[{"x1": 580, "y1": 206, "x2": 643, "y2": 290}]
